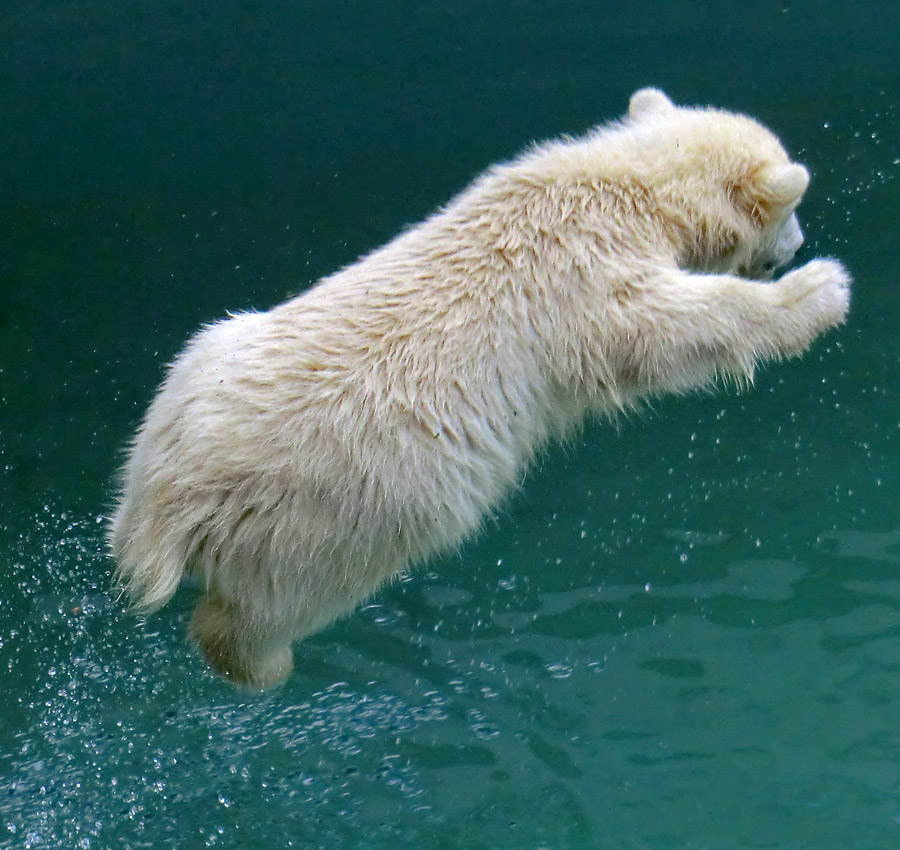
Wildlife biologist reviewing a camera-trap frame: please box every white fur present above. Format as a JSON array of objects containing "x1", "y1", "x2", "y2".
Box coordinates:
[{"x1": 110, "y1": 88, "x2": 851, "y2": 687}]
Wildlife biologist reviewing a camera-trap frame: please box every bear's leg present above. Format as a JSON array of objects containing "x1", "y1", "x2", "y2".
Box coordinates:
[
  {"x1": 607, "y1": 259, "x2": 850, "y2": 392},
  {"x1": 189, "y1": 595, "x2": 295, "y2": 689}
]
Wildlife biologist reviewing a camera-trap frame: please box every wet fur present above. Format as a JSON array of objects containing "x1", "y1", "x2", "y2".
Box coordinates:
[{"x1": 110, "y1": 88, "x2": 850, "y2": 687}]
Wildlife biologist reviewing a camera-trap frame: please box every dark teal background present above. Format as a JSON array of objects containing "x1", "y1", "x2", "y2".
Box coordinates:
[{"x1": 1, "y1": 2, "x2": 899, "y2": 848}]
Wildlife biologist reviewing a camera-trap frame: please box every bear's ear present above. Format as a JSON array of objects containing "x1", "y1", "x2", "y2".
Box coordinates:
[
  {"x1": 756, "y1": 163, "x2": 810, "y2": 206},
  {"x1": 628, "y1": 88, "x2": 676, "y2": 119}
]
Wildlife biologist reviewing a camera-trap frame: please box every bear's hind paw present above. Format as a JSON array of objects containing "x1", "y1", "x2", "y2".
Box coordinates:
[{"x1": 189, "y1": 596, "x2": 295, "y2": 690}]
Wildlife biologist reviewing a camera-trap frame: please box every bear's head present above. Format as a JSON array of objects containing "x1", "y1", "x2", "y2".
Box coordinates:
[{"x1": 624, "y1": 88, "x2": 810, "y2": 279}]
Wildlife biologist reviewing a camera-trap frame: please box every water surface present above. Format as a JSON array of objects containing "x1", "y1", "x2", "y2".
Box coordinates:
[{"x1": 1, "y1": 2, "x2": 899, "y2": 847}]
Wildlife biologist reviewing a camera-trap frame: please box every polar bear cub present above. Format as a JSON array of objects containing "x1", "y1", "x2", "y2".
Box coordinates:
[{"x1": 110, "y1": 88, "x2": 850, "y2": 687}]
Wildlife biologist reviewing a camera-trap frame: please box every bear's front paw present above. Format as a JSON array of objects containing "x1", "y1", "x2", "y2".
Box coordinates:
[{"x1": 775, "y1": 258, "x2": 851, "y2": 330}]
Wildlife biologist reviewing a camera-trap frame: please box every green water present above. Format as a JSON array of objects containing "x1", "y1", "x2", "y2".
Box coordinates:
[{"x1": 2, "y1": 2, "x2": 899, "y2": 848}]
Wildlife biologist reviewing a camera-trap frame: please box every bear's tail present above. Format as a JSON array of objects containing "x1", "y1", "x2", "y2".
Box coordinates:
[{"x1": 107, "y1": 499, "x2": 192, "y2": 613}]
